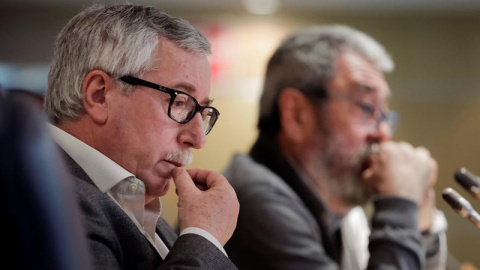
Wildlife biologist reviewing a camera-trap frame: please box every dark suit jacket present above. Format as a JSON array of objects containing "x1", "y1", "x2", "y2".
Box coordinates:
[
  {"x1": 223, "y1": 133, "x2": 424, "y2": 270},
  {"x1": 64, "y1": 153, "x2": 237, "y2": 270}
]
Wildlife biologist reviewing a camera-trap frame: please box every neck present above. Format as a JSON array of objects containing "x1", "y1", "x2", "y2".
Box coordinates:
[
  {"x1": 316, "y1": 180, "x2": 354, "y2": 216},
  {"x1": 277, "y1": 133, "x2": 354, "y2": 216},
  {"x1": 57, "y1": 116, "x2": 107, "y2": 153}
]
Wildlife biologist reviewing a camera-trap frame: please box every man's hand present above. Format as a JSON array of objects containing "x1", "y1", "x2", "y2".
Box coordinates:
[
  {"x1": 172, "y1": 167, "x2": 239, "y2": 246},
  {"x1": 362, "y1": 141, "x2": 437, "y2": 205}
]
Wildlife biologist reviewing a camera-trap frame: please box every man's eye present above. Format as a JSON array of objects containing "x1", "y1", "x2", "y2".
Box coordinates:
[
  {"x1": 174, "y1": 100, "x2": 186, "y2": 106},
  {"x1": 361, "y1": 104, "x2": 375, "y2": 116},
  {"x1": 173, "y1": 98, "x2": 188, "y2": 107}
]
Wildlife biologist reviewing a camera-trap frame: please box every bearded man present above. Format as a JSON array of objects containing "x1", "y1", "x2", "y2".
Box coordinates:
[{"x1": 223, "y1": 25, "x2": 446, "y2": 270}]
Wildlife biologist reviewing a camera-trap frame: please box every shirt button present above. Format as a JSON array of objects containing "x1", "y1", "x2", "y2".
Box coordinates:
[{"x1": 128, "y1": 183, "x2": 138, "y2": 192}]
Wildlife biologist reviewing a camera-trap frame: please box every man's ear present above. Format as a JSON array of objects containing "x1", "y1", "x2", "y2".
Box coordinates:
[
  {"x1": 82, "y1": 70, "x2": 113, "y2": 124},
  {"x1": 278, "y1": 88, "x2": 316, "y2": 144}
]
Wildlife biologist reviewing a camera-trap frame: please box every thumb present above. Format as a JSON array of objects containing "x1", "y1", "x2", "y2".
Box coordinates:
[
  {"x1": 362, "y1": 166, "x2": 374, "y2": 179},
  {"x1": 171, "y1": 167, "x2": 195, "y2": 195}
]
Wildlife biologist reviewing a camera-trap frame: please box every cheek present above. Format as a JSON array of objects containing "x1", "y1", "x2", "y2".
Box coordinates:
[
  {"x1": 333, "y1": 124, "x2": 368, "y2": 155},
  {"x1": 121, "y1": 113, "x2": 176, "y2": 165},
  {"x1": 137, "y1": 126, "x2": 173, "y2": 158},
  {"x1": 130, "y1": 103, "x2": 176, "y2": 143}
]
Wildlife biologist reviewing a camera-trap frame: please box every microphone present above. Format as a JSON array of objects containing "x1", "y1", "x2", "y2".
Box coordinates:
[
  {"x1": 442, "y1": 187, "x2": 480, "y2": 229},
  {"x1": 454, "y1": 167, "x2": 480, "y2": 200}
]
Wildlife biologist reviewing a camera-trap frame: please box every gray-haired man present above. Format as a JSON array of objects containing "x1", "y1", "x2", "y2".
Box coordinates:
[
  {"x1": 223, "y1": 25, "x2": 446, "y2": 270},
  {"x1": 45, "y1": 4, "x2": 239, "y2": 269}
]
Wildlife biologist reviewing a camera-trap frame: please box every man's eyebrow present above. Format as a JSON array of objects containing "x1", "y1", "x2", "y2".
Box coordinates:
[
  {"x1": 172, "y1": 82, "x2": 213, "y2": 105},
  {"x1": 356, "y1": 84, "x2": 375, "y2": 94},
  {"x1": 352, "y1": 84, "x2": 391, "y2": 99}
]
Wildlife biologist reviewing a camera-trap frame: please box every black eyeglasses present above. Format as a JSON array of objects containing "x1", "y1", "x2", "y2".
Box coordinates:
[
  {"x1": 329, "y1": 92, "x2": 399, "y2": 134},
  {"x1": 119, "y1": 75, "x2": 219, "y2": 135}
]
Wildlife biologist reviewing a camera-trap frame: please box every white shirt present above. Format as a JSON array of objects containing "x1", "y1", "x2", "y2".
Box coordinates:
[
  {"x1": 48, "y1": 124, "x2": 227, "y2": 258},
  {"x1": 340, "y1": 206, "x2": 448, "y2": 270},
  {"x1": 341, "y1": 206, "x2": 370, "y2": 270}
]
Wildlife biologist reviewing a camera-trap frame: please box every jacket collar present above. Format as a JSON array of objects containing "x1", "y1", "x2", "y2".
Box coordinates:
[{"x1": 249, "y1": 132, "x2": 343, "y2": 263}]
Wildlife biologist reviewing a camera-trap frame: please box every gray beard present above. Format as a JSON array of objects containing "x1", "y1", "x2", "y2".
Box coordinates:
[{"x1": 316, "y1": 131, "x2": 372, "y2": 207}]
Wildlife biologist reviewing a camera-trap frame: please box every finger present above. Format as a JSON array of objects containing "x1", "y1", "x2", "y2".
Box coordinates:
[
  {"x1": 415, "y1": 146, "x2": 431, "y2": 156},
  {"x1": 415, "y1": 147, "x2": 437, "y2": 187},
  {"x1": 362, "y1": 156, "x2": 380, "y2": 180},
  {"x1": 398, "y1": 141, "x2": 414, "y2": 151},
  {"x1": 361, "y1": 157, "x2": 382, "y2": 194},
  {"x1": 187, "y1": 169, "x2": 226, "y2": 189},
  {"x1": 362, "y1": 166, "x2": 374, "y2": 179},
  {"x1": 379, "y1": 141, "x2": 401, "y2": 159},
  {"x1": 367, "y1": 143, "x2": 381, "y2": 156},
  {"x1": 195, "y1": 183, "x2": 208, "y2": 191},
  {"x1": 172, "y1": 167, "x2": 195, "y2": 194}
]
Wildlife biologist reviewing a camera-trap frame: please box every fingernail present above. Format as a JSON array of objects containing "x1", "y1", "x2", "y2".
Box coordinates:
[{"x1": 368, "y1": 143, "x2": 380, "y2": 155}]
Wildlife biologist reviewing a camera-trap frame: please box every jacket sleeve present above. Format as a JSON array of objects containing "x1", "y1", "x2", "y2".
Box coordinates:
[
  {"x1": 160, "y1": 234, "x2": 238, "y2": 270},
  {"x1": 368, "y1": 197, "x2": 424, "y2": 269}
]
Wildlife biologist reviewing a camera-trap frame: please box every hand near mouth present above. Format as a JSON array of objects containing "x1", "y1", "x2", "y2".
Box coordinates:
[
  {"x1": 361, "y1": 141, "x2": 437, "y2": 205},
  {"x1": 172, "y1": 167, "x2": 240, "y2": 246}
]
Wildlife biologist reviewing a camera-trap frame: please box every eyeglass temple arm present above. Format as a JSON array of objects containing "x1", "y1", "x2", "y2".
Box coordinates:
[{"x1": 120, "y1": 76, "x2": 164, "y2": 92}]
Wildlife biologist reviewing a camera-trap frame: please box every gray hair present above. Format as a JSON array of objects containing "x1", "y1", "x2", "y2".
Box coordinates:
[
  {"x1": 45, "y1": 4, "x2": 211, "y2": 123},
  {"x1": 258, "y1": 24, "x2": 393, "y2": 134}
]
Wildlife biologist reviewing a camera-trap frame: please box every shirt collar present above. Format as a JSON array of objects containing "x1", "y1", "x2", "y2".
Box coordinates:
[
  {"x1": 48, "y1": 124, "x2": 166, "y2": 257},
  {"x1": 48, "y1": 123, "x2": 133, "y2": 192}
]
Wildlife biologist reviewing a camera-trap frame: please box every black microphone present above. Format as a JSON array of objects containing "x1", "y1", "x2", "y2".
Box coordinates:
[
  {"x1": 442, "y1": 187, "x2": 480, "y2": 229},
  {"x1": 454, "y1": 167, "x2": 480, "y2": 200}
]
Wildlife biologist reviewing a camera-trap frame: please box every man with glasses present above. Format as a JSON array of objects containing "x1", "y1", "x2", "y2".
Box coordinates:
[
  {"x1": 222, "y1": 25, "x2": 447, "y2": 269},
  {"x1": 44, "y1": 4, "x2": 238, "y2": 269}
]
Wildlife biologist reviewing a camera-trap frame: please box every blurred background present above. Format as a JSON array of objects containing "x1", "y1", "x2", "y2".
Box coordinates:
[{"x1": 1, "y1": 0, "x2": 480, "y2": 268}]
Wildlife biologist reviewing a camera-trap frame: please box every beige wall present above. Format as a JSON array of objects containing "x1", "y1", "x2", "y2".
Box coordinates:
[
  {"x1": 177, "y1": 13, "x2": 480, "y2": 267},
  {"x1": 2, "y1": 4, "x2": 479, "y2": 267}
]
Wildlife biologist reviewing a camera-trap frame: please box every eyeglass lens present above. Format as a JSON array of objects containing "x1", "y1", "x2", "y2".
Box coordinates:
[{"x1": 169, "y1": 93, "x2": 217, "y2": 135}]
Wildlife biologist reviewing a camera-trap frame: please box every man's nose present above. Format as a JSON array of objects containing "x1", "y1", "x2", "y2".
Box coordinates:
[
  {"x1": 368, "y1": 120, "x2": 392, "y2": 142},
  {"x1": 179, "y1": 113, "x2": 206, "y2": 149}
]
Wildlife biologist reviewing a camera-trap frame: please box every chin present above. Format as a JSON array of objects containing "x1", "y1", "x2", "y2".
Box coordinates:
[
  {"x1": 157, "y1": 179, "x2": 171, "y2": 196},
  {"x1": 145, "y1": 177, "x2": 171, "y2": 198}
]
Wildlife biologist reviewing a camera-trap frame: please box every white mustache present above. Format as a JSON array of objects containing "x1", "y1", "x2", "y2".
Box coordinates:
[{"x1": 165, "y1": 150, "x2": 193, "y2": 167}]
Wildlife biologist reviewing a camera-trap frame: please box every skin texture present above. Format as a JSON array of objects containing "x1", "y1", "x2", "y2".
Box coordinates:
[{"x1": 58, "y1": 39, "x2": 239, "y2": 246}]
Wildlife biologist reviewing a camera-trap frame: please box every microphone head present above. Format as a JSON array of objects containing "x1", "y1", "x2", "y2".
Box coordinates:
[
  {"x1": 442, "y1": 187, "x2": 463, "y2": 212},
  {"x1": 443, "y1": 188, "x2": 480, "y2": 229},
  {"x1": 454, "y1": 167, "x2": 480, "y2": 199}
]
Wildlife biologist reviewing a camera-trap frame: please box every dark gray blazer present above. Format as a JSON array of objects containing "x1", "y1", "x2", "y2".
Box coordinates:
[
  {"x1": 223, "y1": 134, "x2": 425, "y2": 270},
  {"x1": 64, "y1": 153, "x2": 238, "y2": 270}
]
